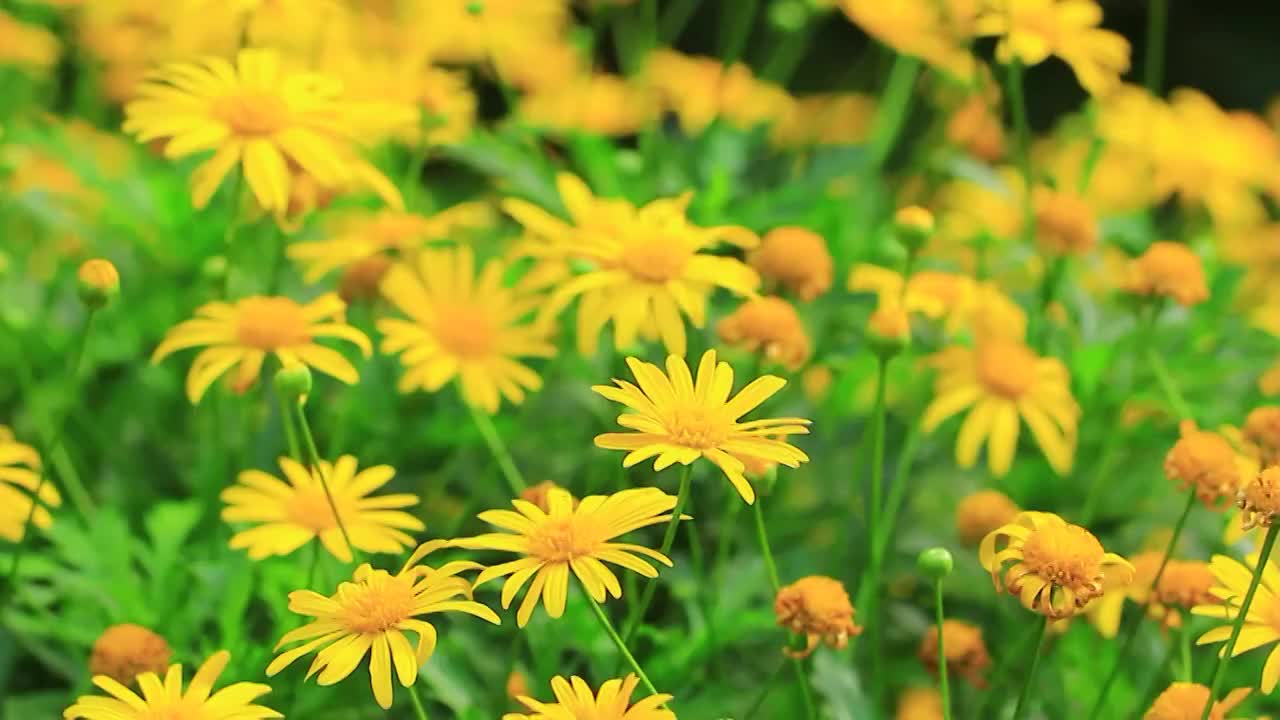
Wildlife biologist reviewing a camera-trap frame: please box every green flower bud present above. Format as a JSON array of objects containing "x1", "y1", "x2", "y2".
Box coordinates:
[
  {"x1": 917, "y1": 547, "x2": 953, "y2": 580},
  {"x1": 274, "y1": 363, "x2": 312, "y2": 402}
]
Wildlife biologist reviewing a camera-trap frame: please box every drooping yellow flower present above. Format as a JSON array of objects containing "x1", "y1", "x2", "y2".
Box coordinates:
[
  {"x1": 774, "y1": 575, "x2": 862, "y2": 658},
  {"x1": 918, "y1": 619, "x2": 990, "y2": 688},
  {"x1": 377, "y1": 246, "x2": 555, "y2": 414},
  {"x1": 922, "y1": 339, "x2": 1079, "y2": 477},
  {"x1": 505, "y1": 173, "x2": 759, "y2": 357},
  {"x1": 593, "y1": 350, "x2": 810, "y2": 504},
  {"x1": 267, "y1": 541, "x2": 500, "y2": 709},
  {"x1": 749, "y1": 227, "x2": 833, "y2": 302},
  {"x1": 976, "y1": 0, "x2": 1130, "y2": 96},
  {"x1": 980, "y1": 511, "x2": 1133, "y2": 619},
  {"x1": 1193, "y1": 552, "x2": 1280, "y2": 693},
  {"x1": 1165, "y1": 420, "x2": 1257, "y2": 509},
  {"x1": 1144, "y1": 682, "x2": 1249, "y2": 720},
  {"x1": 152, "y1": 294, "x2": 371, "y2": 403},
  {"x1": 836, "y1": 0, "x2": 978, "y2": 80},
  {"x1": 1123, "y1": 241, "x2": 1210, "y2": 306},
  {"x1": 88, "y1": 624, "x2": 172, "y2": 687},
  {"x1": 221, "y1": 455, "x2": 423, "y2": 562},
  {"x1": 0, "y1": 425, "x2": 59, "y2": 542},
  {"x1": 716, "y1": 296, "x2": 812, "y2": 370},
  {"x1": 64, "y1": 650, "x2": 279, "y2": 720},
  {"x1": 123, "y1": 48, "x2": 401, "y2": 214},
  {"x1": 453, "y1": 487, "x2": 680, "y2": 627},
  {"x1": 0, "y1": 10, "x2": 60, "y2": 73},
  {"x1": 955, "y1": 489, "x2": 1021, "y2": 546},
  {"x1": 503, "y1": 675, "x2": 675, "y2": 720}
]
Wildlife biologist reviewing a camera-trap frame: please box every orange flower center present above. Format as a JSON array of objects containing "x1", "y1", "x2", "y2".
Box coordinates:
[
  {"x1": 1018, "y1": 524, "x2": 1104, "y2": 592},
  {"x1": 285, "y1": 488, "x2": 340, "y2": 533},
  {"x1": 235, "y1": 296, "x2": 312, "y2": 350},
  {"x1": 214, "y1": 91, "x2": 290, "y2": 136},
  {"x1": 976, "y1": 340, "x2": 1038, "y2": 398},
  {"x1": 528, "y1": 518, "x2": 599, "y2": 563},
  {"x1": 432, "y1": 305, "x2": 496, "y2": 359},
  {"x1": 341, "y1": 572, "x2": 416, "y2": 634},
  {"x1": 618, "y1": 239, "x2": 691, "y2": 284},
  {"x1": 667, "y1": 406, "x2": 728, "y2": 449}
]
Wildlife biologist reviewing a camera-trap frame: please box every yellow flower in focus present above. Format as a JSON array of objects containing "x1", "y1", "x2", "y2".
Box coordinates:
[
  {"x1": 221, "y1": 455, "x2": 423, "y2": 562},
  {"x1": 267, "y1": 541, "x2": 498, "y2": 709},
  {"x1": 895, "y1": 687, "x2": 944, "y2": 720},
  {"x1": 750, "y1": 227, "x2": 833, "y2": 302},
  {"x1": 643, "y1": 50, "x2": 796, "y2": 135},
  {"x1": 520, "y1": 74, "x2": 659, "y2": 136},
  {"x1": 124, "y1": 49, "x2": 394, "y2": 214},
  {"x1": 1123, "y1": 241, "x2": 1209, "y2": 307},
  {"x1": 1144, "y1": 682, "x2": 1249, "y2": 720},
  {"x1": 771, "y1": 93, "x2": 877, "y2": 148},
  {"x1": 919, "y1": 619, "x2": 990, "y2": 688},
  {"x1": 1033, "y1": 186, "x2": 1097, "y2": 256},
  {"x1": 0, "y1": 425, "x2": 59, "y2": 542},
  {"x1": 923, "y1": 339, "x2": 1079, "y2": 476},
  {"x1": 377, "y1": 247, "x2": 554, "y2": 413},
  {"x1": 976, "y1": 0, "x2": 1130, "y2": 96},
  {"x1": 453, "y1": 487, "x2": 680, "y2": 627},
  {"x1": 717, "y1": 296, "x2": 812, "y2": 370},
  {"x1": 1165, "y1": 420, "x2": 1257, "y2": 510},
  {"x1": 774, "y1": 575, "x2": 862, "y2": 658},
  {"x1": 593, "y1": 350, "x2": 811, "y2": 504},
  {"x1": 0, "y1": 11, "x2": 60, "y2": 73},
  {"x1": 1193, "y1": 553, "x2": 1280, "y2": 693},
  {"x1": 836, "y1": 0, "x2": 978, "y2": 79},
  {"x1": 88, "y1": 624, "x2": 172, "y2": 687},
  {"x1": 65, "y1": 650, "x2": 279, "y2": 720},
  {"x1": 152, "y1": 294, "x2": 371, "y2": 403},
  {"x1": 503, "y1": 675, "x2": 675, "y2": 720},
  {"x1": 955, "y1": 489, "x2": 1021, "y2": 546},
  {"x1": 980, "y1": 511, "x2": 1133, "y2": 619},
  {"x1": 505, "y1": 173, "x2": 759, "y2": 357}
]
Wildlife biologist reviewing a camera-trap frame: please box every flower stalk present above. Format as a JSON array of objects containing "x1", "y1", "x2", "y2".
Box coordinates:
[
  {"x1": 623, "y1": 464, "x2": 691, "y2": 643},
  {"x1": 469, "y1": 403, "x2": 527, "y2": 495},
  {"x1": 1011, "y1": 617, "x2": 1051, "y2": 720},
  {"x1": 291, "y1": 398, "x2": 355, "y2": 559}
]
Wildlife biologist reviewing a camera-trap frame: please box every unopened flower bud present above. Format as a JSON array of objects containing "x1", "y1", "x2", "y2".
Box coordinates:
[
  {"x1": 274, "y1": 363, "x2": 312, "y2": 402},
  {"x1": 917, "y1": 547, "x2": 954, "y2": 580},
  {"x1": 893, "y1": 206, "x2": 935, "y2": 253},
  {"x1": 866, "y1": 304, "x2": 910, "y2": 358},
  {"x1": 77, "y1": 259, "x2": 119, "y2": 308}
]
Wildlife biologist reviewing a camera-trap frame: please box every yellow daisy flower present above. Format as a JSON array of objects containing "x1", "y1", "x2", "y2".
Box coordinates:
[
  {"x1": 221, "y1": 455, "x2": 424, "y2": 562},
  {"x1": 123, "y1": 48, "x2": 396, "y2": 213},
  {"x1": 503, "y1": 675, "x2": 675, "y2": 720},
  {"x1": 453, "y1": 487, "x2": 680, "y2": 627},
  {"x1": 152, "y1": 293, "x2": 371, "y2": 403},
  {"x1": 504, "y1": 173, "x2": 760, "y2": 357},
  {"x1": 774, "y1": 575, "x2": 862, "y2": 658},
  {"x1": 267, "y1": 541, "x2": 500, "y2": 710},
  {"x1": 64, "y1": 650, "x2": 280, "y2": 720},
  {"x1": 976, "y1": 0, "x2": 1130, "y2": 96},
  {"x1": 1122, "y1": 241, "x2": 1210, "y2": 307},
  {"x1": 0, "y1": 425, "x2": 59, "y2": 542},
  {"x1": 1193, "y1": 552, "x2": 1280, "y2": 693},
  {"x1": 377, "y1": 246, "x2": 555, "y2": 414},
  {"x1": 1144, "y1": 682, "x2": 1248, "y2": 720},
  {"x1": 592, "y1": 349, "x2": 810, "y2": 504},
  {"x1": 922, "y1": 338, "x2": 1079, "y2": 477},
  {"x1": 980, "y1": 511, "x2": 1134, "y2": 619}
]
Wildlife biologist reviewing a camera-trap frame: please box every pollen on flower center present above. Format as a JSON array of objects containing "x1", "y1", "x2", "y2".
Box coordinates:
[
  {"x1": 235, "y1": 296, "x2": 313, "y2": 349},
  {"x1": 340, "y1": 573, "x2": 416, "y2": 634},
  {"x1": 214, "y1": 91, "x2": 290, "y2": 136},
  {"x1": 617, "y1": 239, "x2": 691, "y2": 284},
  {"x1": 1018, "y1": 525, "x2": 1104, "y2": 588},
  {"x1": 528, "y1": 518, "x2": 599, "y2": 563},
  {"x1": 432, "y1": 305, "x2": 496, "y2": 359},
  {"x1": 976, "y1": 340, "x2": 1038, "y2": 398},
  {"x1": 667, "y1": 406, "x2": 729, "y2": 449},
  {"x1": 285, "y1": 488, "x2": 339, "y2": 532}
]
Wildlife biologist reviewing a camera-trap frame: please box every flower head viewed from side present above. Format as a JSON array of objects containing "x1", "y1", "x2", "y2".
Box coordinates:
[
  {"x1": 716, "y1": 296, "x2": 812, "y2": 370},
  {"x1": 922, "y1": 338, "x2": 1080, "y2": 477},
  {"x1": 1143, "y1": 682, "x2": 1248, "y2": 720},
  {"x1": 918, "y1": 619, "x2": 990, "y2": 688},
  {"x1": 221, "y1": 455, "x2": 424, "y2": 562},
  {"x1": 1165, "y1": 420, "x2": 1257, "y2": 509},
  {"x1": 1239, "y1": 466, "x2": 1280, "y2": 531},
  {"x1": 64, "y1": 650, "x2": 279, "y2": 720},
  {"x1": 1150, "y1": 559, "x2": 1218, "y2": 629},
  {"x1": 976, "y1": 0, "x2": 1130, "y2": 96},
  {"x1": 0, "y1": 425, "x2": 59, "y2": 542},
  {"x1": 1123, "y1": 241, "x2": 1210, "y2": 307},
  {"x1": 88, "y1": 624, "x2": 172, "y2": 687},
  {"x1": 377, "y1": 246, "x2": 555, "y2": 414},
  {"x1": 151, "y1": 293, "x2": 370, "y2": 403},
  {"x1": 453, "y1": 487, "x2": 680, "y2": 627},
  {"x1": 593, "y1": 349, "x2": 811, "y2": 504},
  {"x1": 955, "y1": 489, "x2": 1021, "y2": 546},
  {"x1": 267, "y1": 541, "x2": 499, "y2": 709},
  {"x1": 748, "y1": 226, "x2": 833, "y2": 302},
  {"x1": 502, "y1": 674, "x2": 675, "y2": 720},
  {"x1": 895, "y1": 687, "x2": 945, "y2": 720},
  {"x1": 774, "y1": 575, "x2": 862, "y2": 657},
  {"x1": 1243, "y1": 406, "x2": 1280, "y2": 466},
  {"x1": 980, "y1": 511, "x2": 1134, "y2": 619}
]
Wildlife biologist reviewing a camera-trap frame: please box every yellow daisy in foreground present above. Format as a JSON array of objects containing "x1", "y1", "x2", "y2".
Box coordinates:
[
  {"x1": 378, "y1": 246, "x2": 555, "y2": 413},
  {"x1": 981, "y1": 511, "x2": 1133, "y2": 619},
  {"x1": 0, "y1": 425, "x2": 59, "y2": 542},
  {"x1": 503, "y1": 675, "x2": 675, "y2": 720},
  {"x1": 64, "y1": 650, "x2": 279, "y2": 720},
  {"x1": 453, "y1": 487, "x2": 680, "y2": 627},
  {"x1": 124, "y1": 48, "x2": 399, "y2": 213},
  {"x1": 221, "y1": 455, "x2": 424, "y2": 562},
  {"x1": 267, "y1": 541, "x2": 499, "y2": 709},
  {"x1": 152, "y1": 293, "x2": 371, "y2": 403},
  {"x1": 505, "y1": 173, "x2": 760, "y2": 356},
  {"x1": 593, "y1": 349, "x2": 811, "y2": 504},
  {"x1": 1193, "y1": 552, "x2": 1280, "y2": 692},
  {"x1": 922, "y1": 338, "x2": 1079, "y2": 477}
]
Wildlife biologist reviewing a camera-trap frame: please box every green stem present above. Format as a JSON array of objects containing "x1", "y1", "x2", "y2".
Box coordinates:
[
  {"x1": 278, "y1": 389, "x2": 301, "y2": 461},
  {"x1": 971, "y1": 622, "x2": 1041, "y2": 720},
  {"x1": 304, "y1": 539, "x2": 321, "y2": 590},
  {"x1": 1011, "y1": 617, "x2": 1051, "y2": 720},
  {"x1": 760, "y1": 23, "x2": 813, "y2": 84},
  {"x1": 875, "y1": 417, "x2": 922, "y2": 553},
  {"x1": 292, "y1": 400, "x2": 355, "y2": 559},
  {"x1": 1144, "y1": 0, "x2": 1167, "y2": 94},
  {"x1": 1179, "y1": 623, "x2": 1192, "y2": 682},
  {"x1": 713, "y1": 488, "x2": 743, "y2": 586},
  {"x1": 743, "y1": 660, "x2": 787, "y2": 719},
  {"x1": 1006, "y1": 58, "x2": 1036, "y2": 248},
  {"x1": 468, "y1": 404, "x2": 526, "y2": 495},
  {"x1": 866, "y1": 54, "x2": 921, "y2": 171},
  {"x1": 221, "y1": 169, "x2": 244, "y2": 300},
  {"x1": 1145, "y1": 346, "x2": 1194, "y2": 421},
  {"x1": 934, "y1": 580, "x2": 953, "y2": 720},
  {"x1": 1087, "y1": 488, "x2": 1197, "y2": 720},
  {"x1": 587, "y1": 594, "x2": 662, "y2": 697},
  {"x1": 1076, "y1": 136, "x2": 1106, "y2": 195},
  {"x1": 622, "y1": 464, "x2": 692, "y2": 643},
  {"x1": 658, "y1": 0, "x2": 699, "y2": 43},
  {"x1": 1078, "y1": 424, "x2": 1122, "y2": 526},
  {"x1": 1199, "y1": 524, "x2": 1280, "y2": 720},
  {"x1": 752, "y1": 498, "x2": 816, "y2": 720},
  {"x1": 718, "y1": 0, "x2": 759, "y2": 66},
  {"x1": 406, "y1": 681, "x2": 431, "y2": 720},
  {"x1": 865, "y1": 355, "x2": 890, "y2": 712}
]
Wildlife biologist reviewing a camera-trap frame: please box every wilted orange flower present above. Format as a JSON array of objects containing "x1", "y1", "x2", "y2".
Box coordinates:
[
  {"x1": 1243, "y1": 406, "x2": 1280, "y2": 465},
  {"x1": 717, "y1": 297, "x2": 811, "y2": 370},
  {"x1": 1165, "y1": 420, "x2": 1257, "y2": 509},
  {"x1": 750, "y1": 227, "x2": 833, "y2": 302},
  {"x1": 1034, "y1": 187, "x2": 1097, "y2": 256},
  {"x1": 955, "y1": 489, "x2": 1021, "y2": 546},
  {"x1": 88, "y1": 624, "x2": 172, "y2": 686},
  {"x1": 1144, "y1": 682, "x2": 1248, "y2": 720},
  {"x1": 1123, "y1": 241, "x2": 1209, "y2": 306},
  {"x1": 774, "y1": 575, "x2": 862, "y2": 657},
  {"x1": 919, "y1": 619, "x2": 990, "y2": 688},
  {"x1": 1239, "y1": 466, "x2": 1280, "y2": 531}
]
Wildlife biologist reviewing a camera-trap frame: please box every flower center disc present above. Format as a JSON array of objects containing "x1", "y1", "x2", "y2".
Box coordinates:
[
  {"x1": 433, "y1": 305, "x2": 496, "y2": 359},
  {"x1": 667, "y1": 406, "x2": 727, "y2": 449},
  {"x1": 529, "y1": 518, "x2": 598, "y2": 563},
  {"x1": 342, "y1": 573, "x2": 416, "y2": 634},
  {"x1": 618, "y1": 239, "x2": 690, "y2": 284},
  {"x1": 1019, "y1": 525, "x2": 1104, "y2": 590},
  {"x1": 285, "y1": 488, "x2": 339, "y2": 533},
  {"x1": 235, "y1": 297, "x2": 312, "y2": 349},
  {"x1": 214, "y1": 91, "x2": 290, "y2": 136},
  {"x1": 976, "y1": 340, "x2": 1038, "y2": 398}
]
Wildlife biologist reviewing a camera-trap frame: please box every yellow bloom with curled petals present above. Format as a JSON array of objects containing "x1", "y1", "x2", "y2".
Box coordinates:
[
  {"x1": 503, "y1": 675, "x2": 675, "y2": 720},
  {"x1": 980, "y1": 511, "x2": 1134, "y2": 619},
  {"x1": 592, "y1": 350, "x2": 810, "y2": 504},
  {"x1": 1193, "y1": 552, "x2": 1280, "y2": 693},
  {"x1": 453, "y1": 487, "x2": 680, "y2": 627},
  {"x1": 976, "y1": 0, "x2": 1130, "y2": 96},
  {"x1": 152, "y1": 294, "x2": 370, "y2": 403},
  {"x1": 267, "y1": 541, "x2": 499, "y2": 710},
  {"x1": 64, "y1": 650, "x2": 279, "y2": 720},
  {"x1": 0, "y1": 425, "x2": 59, "y2": 542}
]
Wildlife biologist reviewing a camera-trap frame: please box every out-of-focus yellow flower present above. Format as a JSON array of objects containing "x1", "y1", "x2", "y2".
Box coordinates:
[
  {"x1": 771, "y1": 93, "x2": 877, "y2": 147},
  {"x1": 88, "y1": 625, "x2": 172, "y2": 687},
  {"x1": 919, "y1": 619, "x2": 990, "y2": 688},
  {"x1": 932, "y1": 171, "x2": 1024, "y2": 248},
  {"x1": 1080, "y1": 550, "x2": 1163, "y2": 638},
  {"x1": 1144, "y1": 683, "x2": 1249, "y2": 720},
  {"x1": 1194, "y1": 553, "x2": 1280, "y2": 693},
  {"x1": 976, "y1": 0, "x2": 1129, "y2": 96},
  {"x1": 946, "y1": 94, "x2": 1005, "y2": 162},
  {"x1": 1244, "y1": 406, "x2": 1280, "y2": 466},
  {"x1": 1033, "y1": 186, "x2": 1097, "y2": 256},
  {"x1": 518, "y1": 480, "x2": 574, "y2": 515},
  {"x1": 802, "y1": 364, "x2": 835, "y2": 404},
  {"x1": 1165, "y1": 420, "x2": 1258, "y2": 510},
  {"x1": 0, "y1": 11, "x2": 59, "y2": 73},
  {"x1": 1150, "y1": 559, "x2": 1218, "y2": 630},
  {"x1": 981, "y1": 511, "x2": 1133, "y2": 618},
  {"x1": 1122, "y1": 241, "x2": 1209, "y2": 307},
  {"x1": 750, "y1": 227, "x2": 833, "y2": 302},
  {"x1": 955, "y1": 489, "x2": 1021, "y2": 546},
  {"x1": 717, "y1": 296, "x2": 811, "y2": 370},
  {"x1": 643, "y1": 50, "x2": 796, "y2": 135},
  {"x1": 324, "y1": 56, "x2": 473, "y2": 146},
  {"x1": 774, "y1": 575, "x2": 862, "y2": 658},
  {"x1": 847, "y1": 265, "x2": 1027, "y2": 341},
  {"x1": 896, "y1": 687, "x2": 944, "y2": 720},
  {"x1": 836, "y1": 0, "x2": 978, "y2": 80},
  {"x1": 503, "y1": 675, "x2": 675, "y2": 720},
  {"x1": 520, "y1": 73, "x2": 659, "y2": 136}
]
